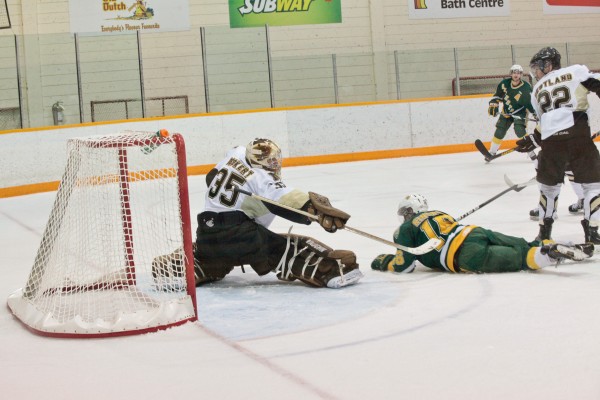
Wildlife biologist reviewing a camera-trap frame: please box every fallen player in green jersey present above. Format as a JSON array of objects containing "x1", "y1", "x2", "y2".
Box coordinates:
[{"x1": 371, "y1": 194, "x2": 593, "y2": 274}]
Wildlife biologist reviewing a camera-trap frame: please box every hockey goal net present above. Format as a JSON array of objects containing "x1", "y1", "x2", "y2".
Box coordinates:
[
  {"x1": 7, "y1": 131, "x2": 197, "y2": 337},
  {"x1": 452, "y1": 74, "x2": 534, "y2": 96}
]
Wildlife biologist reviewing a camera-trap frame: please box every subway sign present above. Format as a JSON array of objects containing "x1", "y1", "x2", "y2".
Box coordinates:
[{"x1": 229, "y1": 0, "x2": 342, "y2": 28}]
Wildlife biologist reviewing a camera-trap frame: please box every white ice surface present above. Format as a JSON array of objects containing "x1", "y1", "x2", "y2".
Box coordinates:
[{"x1": 2, "y1": 150, "x2": 600, "y2": 400}]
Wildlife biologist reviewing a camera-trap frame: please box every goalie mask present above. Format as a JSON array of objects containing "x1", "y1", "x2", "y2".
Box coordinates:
[
  {"x1": 530, "y1": 47, "x2": 561, "y2": 76},
  {"x1": 397, "y1": 194, "x2": 428, "y2": 222},
  {"x1": 246, "y1": 138, "x2": 282, "y2": 179}
]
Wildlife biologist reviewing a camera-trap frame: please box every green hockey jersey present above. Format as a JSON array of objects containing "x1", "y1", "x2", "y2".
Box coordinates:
[
  {"x1": 371, "y1": 211, "x2": 476, "y2": 273},
  {"x1": 490, "y1": 78, "x2": 535, "y2": 118}
]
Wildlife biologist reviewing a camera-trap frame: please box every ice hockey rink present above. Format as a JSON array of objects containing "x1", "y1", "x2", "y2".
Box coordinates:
[{"x1": 2, "y1": 148, "x2": 600, "y2": 400}]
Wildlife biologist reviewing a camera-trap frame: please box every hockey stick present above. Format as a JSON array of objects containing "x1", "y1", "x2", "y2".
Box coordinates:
[
  {"x1": 477, "y1": 131, "x2": 599, "y2": 163},
  {"x1": 233, "y1": 187, "x2": 441, "y2": 255},
  {"x1": 500, "y1": 112, "x2": 538, "y2": 123},
  {"x1": 474, "y1": 139, "x2": 517, "y2": 162},
  {"x1": 456, "y1": 174, "x2": 536, "y2": 221}
]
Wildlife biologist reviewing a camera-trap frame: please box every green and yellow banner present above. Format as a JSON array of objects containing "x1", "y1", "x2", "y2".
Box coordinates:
[{"x1": 229, "y1": 0, "x2": 342, "y2": 28}]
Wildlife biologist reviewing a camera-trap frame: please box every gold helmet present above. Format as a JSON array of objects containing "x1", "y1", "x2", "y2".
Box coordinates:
[{"x1": 246, "y1": 138, "x2": 283, "y2": 179}]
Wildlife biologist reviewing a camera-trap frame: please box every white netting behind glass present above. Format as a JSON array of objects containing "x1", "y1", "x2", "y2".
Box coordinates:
[{"x1": 7, "y1": 131, "x2": 196, "y2": 337}]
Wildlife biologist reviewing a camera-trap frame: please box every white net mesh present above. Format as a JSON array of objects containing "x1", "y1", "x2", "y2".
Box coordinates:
[{"x1": 7, "y1": 131, "x2": 196, "y2": 337}]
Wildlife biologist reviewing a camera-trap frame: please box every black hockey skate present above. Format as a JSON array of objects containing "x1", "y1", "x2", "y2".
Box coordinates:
[
  {"x1": 535, "y1": 217, "x2": 554, "y2": 242},
  {"x1": 541, "y1": 243, "x2": 594, "y2": 261},
  {"x1": 531, "y1": 209, "x2": 559, "y2": 222},
  {"x1": 529, "y1": 208, "x2": 539, "y2": 221},
  {"x1": 569, "y1": 199, "x2": 584, "y2": 214},
  {"x1": 582, "y1": 219, "x2": 600, "y2": 245}
]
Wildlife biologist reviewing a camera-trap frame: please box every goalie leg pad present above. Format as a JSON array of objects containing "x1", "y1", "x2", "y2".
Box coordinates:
[
  {"x1": 275, "y1": 234, "x2": 362, "y2": 288},
  {"x1": 194, "y1": 262, "x2": 233, "y2": 285},
  {"x1": 152, "y1": 247, "x2": 186, "y2": 291},
  {"x1": 152, "y1": 245, "x2": 233, "y2": 289}
]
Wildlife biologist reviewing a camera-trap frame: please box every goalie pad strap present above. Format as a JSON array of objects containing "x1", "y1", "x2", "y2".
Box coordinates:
[{"x1": 274, "y1": 233, "x2": 358, "y2": 288}]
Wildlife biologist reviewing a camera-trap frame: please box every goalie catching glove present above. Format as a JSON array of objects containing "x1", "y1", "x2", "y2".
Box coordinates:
[
  {"x1": 488, "y1": 101, "x2": 499, "y2": 117},
  {"x1": 307, "y1": 192, "x2": 350, "y2": 233},
  {"x1": 515, "y1": 130, "x2": 542, "y2": 153}
]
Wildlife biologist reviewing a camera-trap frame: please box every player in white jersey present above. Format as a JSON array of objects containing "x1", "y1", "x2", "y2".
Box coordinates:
[
  {"x1": 153, "y1": 138, "x2": 363, "y2": 289},
  {"x1": 515, "y1": 47, "x2": 600, "y2": 243}
]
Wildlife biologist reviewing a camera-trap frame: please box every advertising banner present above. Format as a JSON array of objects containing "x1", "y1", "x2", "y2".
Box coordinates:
[
  {"x1": 543, "y1": 0, "x2": 600, "y2": 14},
  {"x1": 69, "y1": 0, "x2": 190, "y2": 34},
  {"x1": 409, "y1": 0, "x2": 510, "y2": 19},
  {"x1": 229, "y1": 0, "x2": 342, "y2": 28}
]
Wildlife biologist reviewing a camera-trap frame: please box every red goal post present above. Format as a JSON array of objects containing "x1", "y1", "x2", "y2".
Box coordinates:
[
  {"x1": 452, "y1": 74, "x2": 534, "y2": 96},
  {"x1": 453, "y1": 69, "x2": 600, "y2": 96},
  {"x1": 7, "y1": 131, "x2": 197, "y2": 338}
]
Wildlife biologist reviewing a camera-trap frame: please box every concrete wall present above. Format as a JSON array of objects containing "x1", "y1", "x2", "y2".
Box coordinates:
[{"x1": 2, "y1": 94, "x2": 600, "y2": 192}]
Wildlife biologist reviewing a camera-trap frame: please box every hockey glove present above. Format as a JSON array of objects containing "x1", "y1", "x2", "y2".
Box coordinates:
[
  {"x1": 515, "y1": 130, "x2": 542, "y2": 153},
  {"x1": 307, "y1": 192, "x2": 350, "y2": 233},
  {"x1": 488, "y1": 102, "x2": 499, "y2": 117},
  {"x1": 371, "y1": 254, "x2": 395, "y2": 271}
]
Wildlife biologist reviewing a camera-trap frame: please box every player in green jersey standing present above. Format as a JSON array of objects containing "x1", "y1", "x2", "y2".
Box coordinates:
[
  {"x1": 486, "y1": 65, "x2": 536, "y2": 160},
  {"x1": 371, "y1": 194, "x2": 593, "y2": 274}
]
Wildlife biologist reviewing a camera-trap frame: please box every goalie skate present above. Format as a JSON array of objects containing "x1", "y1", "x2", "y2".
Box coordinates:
[
  {"x1": 152, "y1": 248, "x2": 187, "y2": 291},
  {"x1": 326, "y1": 268, "x2": 364, "y2": 289},
  {"x1": 152, "y1": 245, "x2": 228, "y2": 290}
]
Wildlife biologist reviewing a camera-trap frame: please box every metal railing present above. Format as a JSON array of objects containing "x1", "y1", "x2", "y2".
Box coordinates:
[{"x1": 0, "y1": 28, "x2": 599, "y2": 130}]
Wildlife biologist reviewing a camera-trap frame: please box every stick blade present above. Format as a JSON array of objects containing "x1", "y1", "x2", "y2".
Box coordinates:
[
  {"x1": 504, "y1": 174, "x2": 517, "y2": 188},
  {"x1": 504, "y1": 174, "x2": 537, "y2": 191},
  {"x1": 474, "y1": 139, "x2": 492, "y2": 160}
]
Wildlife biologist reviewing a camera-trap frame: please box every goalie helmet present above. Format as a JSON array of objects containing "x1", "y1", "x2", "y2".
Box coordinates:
[
  {"x1": 510, "y1": 64, "x2": 523, "y2": 74},
  {"x1": 530, "y1": 47, "x2": 561, "y2": 74},
  {"x1": 397, "y1": 193, "x2": 428, "y2": 222},
  {"x1": 246, "y1": 138, "x2": 283, "y2": 179}
]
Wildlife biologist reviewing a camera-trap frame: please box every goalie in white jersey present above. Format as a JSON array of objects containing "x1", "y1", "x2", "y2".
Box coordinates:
[
  {"x1": 515, "y1": 47, "x2": 600, "y2": 243},
  {"x1": 153, "y1": 138, "x2": 362, "y2": 289}
]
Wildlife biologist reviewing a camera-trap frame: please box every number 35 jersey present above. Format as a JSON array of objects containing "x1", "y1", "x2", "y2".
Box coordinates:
[
  {"x1": 532, "y1": 64, "x2": 600, "y2": 139},
  {"x1": 204, "y1": 146, "x2": 309, "y2": 228}
]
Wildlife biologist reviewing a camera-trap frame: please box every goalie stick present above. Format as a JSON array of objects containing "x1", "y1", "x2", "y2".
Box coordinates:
[
  {"x1": 456, "y1": 174, "x2": 536, "y2": 221},
  {"x1": 233, "y1": 187, "x2": 441, "y2": 255}
]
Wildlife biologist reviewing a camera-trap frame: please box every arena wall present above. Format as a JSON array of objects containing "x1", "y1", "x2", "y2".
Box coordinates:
[{"x1": 2, "y1": 94, "x2": 599, "y2": 197}]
